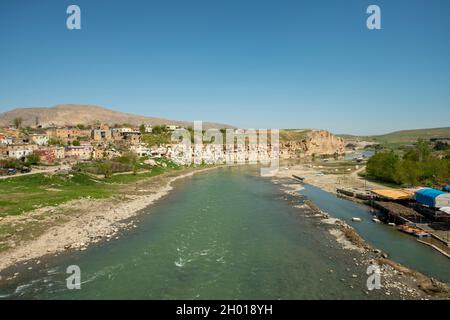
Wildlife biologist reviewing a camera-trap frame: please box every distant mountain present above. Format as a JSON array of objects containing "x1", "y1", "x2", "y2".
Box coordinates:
[
  {"x1": 0, "y1": 104, "x2": 234, "y2": 129},
  {"x1": 338, "y1": 127, "x2": 450, "y2": 145}
]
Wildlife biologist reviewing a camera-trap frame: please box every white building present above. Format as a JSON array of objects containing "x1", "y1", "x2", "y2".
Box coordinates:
[
  {"x1": 113, "y1": 127, "x2": 133, "y2": 133},
  {"x1": 130, "y1": 145, "x2": 151, "y2": 157},
  {"x1": 6, "y1": 145, "x2": 36, "y2": 159},
  {"x1": 0, "y1": 135, "x2": 13, "y2": 145},
  {"x1": 30, "y1": 134, "x2": 49, "y2": 146},
  {"x1": 166, "y1": 125, "x2": 180, "y2": 131}
]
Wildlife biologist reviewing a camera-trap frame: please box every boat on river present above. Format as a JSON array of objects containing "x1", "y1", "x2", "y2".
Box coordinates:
[
  {"x1": 397, "y1": 225, "x2": 431, "y2": 238},
  {"x1": 292, "y1": 175, "x2": 305, "y2": 182}
]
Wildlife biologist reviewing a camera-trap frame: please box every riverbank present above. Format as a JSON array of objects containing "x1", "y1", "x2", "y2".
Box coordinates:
[
  {"x1": 304, "y1": 199, "x2": 450, "y2": 299},
  {"x1": 276, "y1": 163, "x2": 450, "y2": 255},
  {"x1": 274, "y1": 165, "x2": 450, "y2": 299},
  {"x1": 0, "y1": 165, "x2": 219, "y2": 275}
]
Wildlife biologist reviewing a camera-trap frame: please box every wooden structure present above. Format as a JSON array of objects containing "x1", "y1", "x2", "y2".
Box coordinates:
[{"x1": 371, "y1": 201, "x2": 424, "y2": 224}]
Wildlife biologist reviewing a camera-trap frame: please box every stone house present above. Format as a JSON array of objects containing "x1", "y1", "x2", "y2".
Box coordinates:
[
  {"x1": 46, "y1": 127, "x2": 90, "y2": 143},
  {"x1": 66, "y1": 145, "x2": 93, "y2": 160},
  {"x1": 92, "y1": 127, "x2": 112, "y2": 141},
  {"x1": 30, "y1": 134, "x2": 49, "y2": 146},
  {"x1": 6, "y1": 144, "x2": 38, "y2": 160}
]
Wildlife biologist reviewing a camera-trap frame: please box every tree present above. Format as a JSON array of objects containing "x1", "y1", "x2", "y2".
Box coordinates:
[
  {"x1": 434, "y1": 141, "x2": 449, "y2": 151},
  {"x1": 139, "y1": 124, "x2": 146, "y2": 135},
  {"x1": 98, "y1": 161, "x2": 112, "y2": 178},
  {"x1": 72, "y1": 140, "x2": 81, "y2": 146},
  {"x1": 445, "y1": 149, "x2": 450, "y2": 160},
  {"x1": 117, "y1": 151, "x2": 138, "y2": 165},
  {"x1": 366, "y1": 150, "x2": 399, "y2": 183},
  {"x1": 368, "y1": 141, "x2": 450, "y2": 187},
  {"x1": 13, "y1": 117, "x2": 23, "y2": 129},
  {"x1": 333, "y1": 152, "x2": 339, "y2": 160},
  {"x1": 416, "y1": 139, "x2": 431, "y2": 162},
  {"x1": 152, "y1": 125, "x2": 167, "y2": 135},
  {"x1": 25, "y1": 153, "x2": 40, "y2": 166},
  {"x1": 418, "y1": 158, "x2": 449, "y2": 186},
  {"x1": 394, "y1": 159, "x2": 419, "y2": 186}
]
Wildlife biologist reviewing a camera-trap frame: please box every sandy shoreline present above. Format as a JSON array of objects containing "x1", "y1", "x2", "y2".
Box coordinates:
[
  {"x1": 0, "y1": 166, "x2": 219, "y2": 274},
  {"x1": 275, "y1": 163, "x2": 388, "y2": 195}
]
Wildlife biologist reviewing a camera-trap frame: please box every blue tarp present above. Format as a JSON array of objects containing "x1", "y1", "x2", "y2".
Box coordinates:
[
  {"x1": 443, "y1": 186, "x2": 450, "y2": 193},
  {"x1": 415, "y1": 188, "x2": 446, "y2": 207}
]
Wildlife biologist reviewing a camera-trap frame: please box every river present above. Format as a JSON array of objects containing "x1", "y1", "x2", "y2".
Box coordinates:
[{"x1": 0, "y1": 166, "x2": 449, "y2": 299}]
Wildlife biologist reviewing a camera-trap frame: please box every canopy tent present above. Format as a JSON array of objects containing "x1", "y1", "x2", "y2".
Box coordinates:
[
  {"x1": 371, "y1": 189, "x2": 413, "y2": 200},
  {"x1": 415, "y1": 188, "x2": 450, "y2": 208}
]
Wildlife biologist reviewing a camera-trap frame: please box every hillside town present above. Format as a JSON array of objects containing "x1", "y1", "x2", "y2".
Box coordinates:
[
  {"x1": 1, "y1": 115, "x2": 351, "y2": 176},
  {"x1": 0, "y1": 122, "x2": 159, "y2": 171},
  {"x1": 0, "y1": 120, "x2": 285, "y2": 175}
]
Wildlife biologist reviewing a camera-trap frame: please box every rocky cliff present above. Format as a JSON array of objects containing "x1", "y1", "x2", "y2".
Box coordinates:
[{"x1": 280, "y1": 129, "x2": 345, "y2": 158}]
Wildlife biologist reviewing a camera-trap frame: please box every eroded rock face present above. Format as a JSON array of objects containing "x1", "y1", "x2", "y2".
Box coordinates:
[{"x1": 280, "y1": 130, "x2": 345, "y2": 158}]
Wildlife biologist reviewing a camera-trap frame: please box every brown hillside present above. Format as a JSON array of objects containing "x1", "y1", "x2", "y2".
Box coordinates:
[{"x1": 0, "y1": 104, "x2": 234, "y2": 129}]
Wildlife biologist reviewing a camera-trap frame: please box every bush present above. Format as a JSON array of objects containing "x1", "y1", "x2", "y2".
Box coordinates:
[
  {"x1": 49, "y1": 138, "x2": 63, "y2": 145},
  {"x1": 0, "y1": 158, "x2": 23, "y2": 169},
  {"x1": 434, "y1": 141, "x2": 449, "y2": 151},
  {"x1": 151, "y1": 125, "x2": 168, "y2": 135},
  {"x1": 97, "y1": 161, "x2": 113, "y2": 178},
  {"x1": 139, "y1": 124, "x2": 146, "y2": 135},
  {"x1": 25, "y1": 153, "x2": 40, "y2": 166},
  {"x1": 366, "y1": 145, "x2": 450, "y2": 187},
  {"x1": 117, "y1": 152, "x2": 138, "y2": 165},
  {"x1": 394, "y1": 159, "x2": 419, "y2": 186}
]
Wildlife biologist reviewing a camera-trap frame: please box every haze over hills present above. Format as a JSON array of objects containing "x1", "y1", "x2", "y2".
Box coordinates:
[
  {"x1": 0, "y1": 104, "x2": 234, "y2": 129},
  {"x1": 3, "y1": 104, "x2": 447, "y2": 148}
]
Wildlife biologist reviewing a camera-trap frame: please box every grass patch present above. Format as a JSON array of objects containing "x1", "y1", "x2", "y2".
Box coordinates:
[
  {"x1": 141, "y1": 132, "x2": 172, "y2": 146},
  {"x1": 0, "y1": 173, "x2": 114, "y2": 216},
  {"x1": 0, "y1": 159, "x2": 186, "y2": 217}
]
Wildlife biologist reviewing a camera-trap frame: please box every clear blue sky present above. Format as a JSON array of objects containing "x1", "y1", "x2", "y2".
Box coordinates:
[{"x1": 1, "y1": 0, "x2": 449, "y2": 135}]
